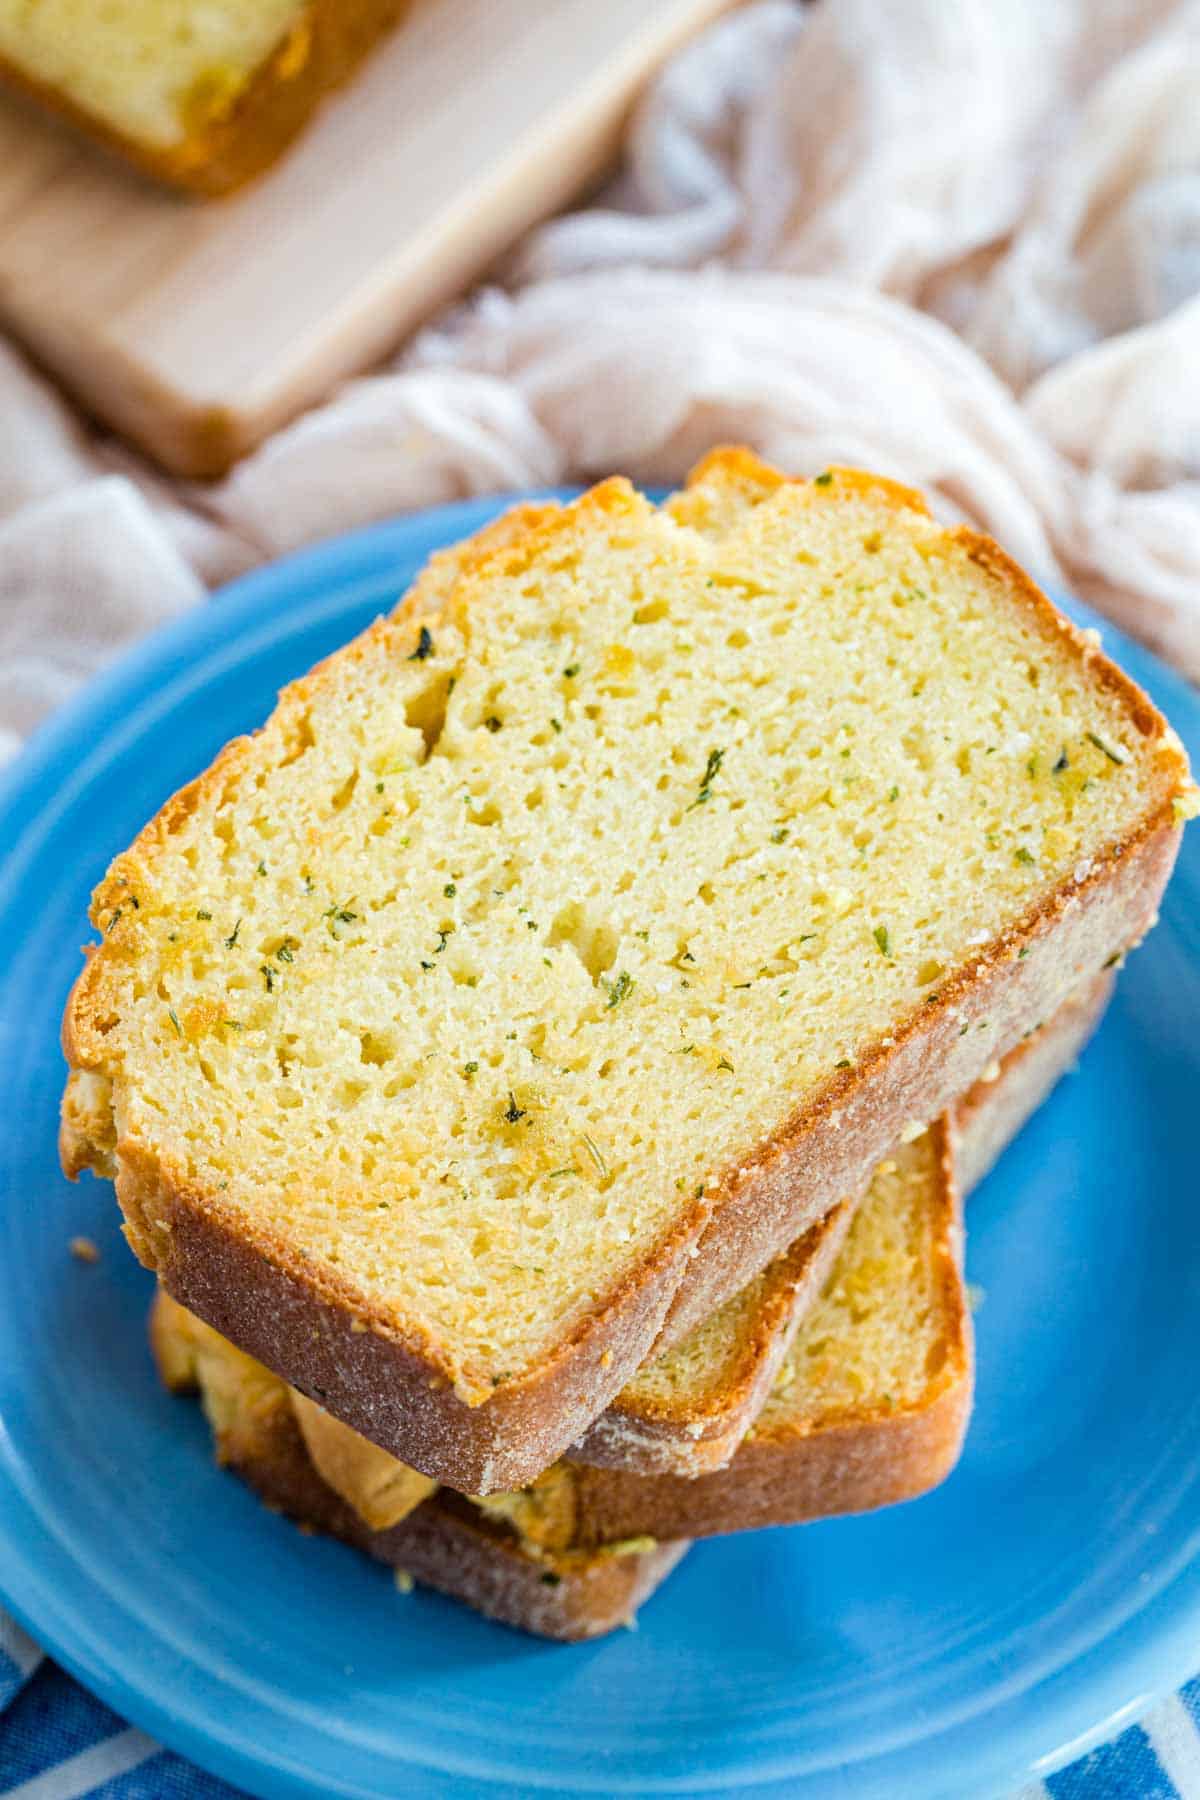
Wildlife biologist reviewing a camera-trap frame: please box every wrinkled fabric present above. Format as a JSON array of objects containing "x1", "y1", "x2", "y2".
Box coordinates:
[{"x1": 5, "y1": 0, "x2": 1200, "y2": 771}]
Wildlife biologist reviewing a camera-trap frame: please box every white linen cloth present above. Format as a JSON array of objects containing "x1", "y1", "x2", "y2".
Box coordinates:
[{"x1": 4, "y1": 0, "x2": 1200, "y2": 773}]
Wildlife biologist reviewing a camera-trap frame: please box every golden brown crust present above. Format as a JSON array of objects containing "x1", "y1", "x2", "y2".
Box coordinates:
[
  {"x1": 953, "y1": 971, "x2": 1115, "y2": 1194},
  {"x1": 567, "y1": 1379, "x2": 972, "y2": 1546},
  {"x1": 63, "y1": 453, "x2": 1191, "y2": 1492},
  {"x1": 0, "y1": 0, "x2": 408, "y2": 198}
]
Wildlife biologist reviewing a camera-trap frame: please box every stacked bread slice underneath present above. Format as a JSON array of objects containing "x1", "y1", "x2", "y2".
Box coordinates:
[
  {"x1": 63, "y1": 450, "x2": 1193, "y2": 1493},
  {"x1": 151, "y1": 978, "x2": 1107, "y2": 1638}
]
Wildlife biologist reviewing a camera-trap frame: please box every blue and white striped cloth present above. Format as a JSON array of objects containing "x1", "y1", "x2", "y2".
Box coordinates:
[{"x1": 3, "y1": 1609, "x2": 1200, "y2": 1799}]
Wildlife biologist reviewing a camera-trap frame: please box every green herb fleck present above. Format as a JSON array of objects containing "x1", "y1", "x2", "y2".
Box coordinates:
[
  {"x1": 547, "y1": 1167, "x2": 578, "y2": 1180},
  {"x1": 1052, "y1": 748, "x2": 1070, "y2": 774},
  {"x1": 717, "y1": 1056, "x2": 734, "y2": 1073},
  {"x1": 168, "y1": 1008, "x2": 182, "y2": 1036},
  {"x1": 485, "y1": 716, "x2": 502, "y2": 733},
  {"x1": 256, "y1": 860, "x2": 267, "y2": 876},
  {"x1": 604, "y1": 970, "x2": 634, "y2": 1010},
  {"x1": 550, "y1": 718, "x2": 562, "y2": 734},
  {"x1": 1086, "y1": 729, "x2": 1127, "y2": 765},
  {"x1": 196, "y1": 908, "x2": 212, "y2": 921},
  {"x1": 770, "y1": 826, "x2": 789, "y2": 844},
  {"x1": 563, "y1": 663, "x2": 579, "y2": 679},
  {"x1": 443, "y1": 883, "x2": 457, "y2": 898},
  {"x1": 463, "y1": 1061, "x2": 478, "y2": 1077},
  {"x1": 504, "y1": 1092, "x2": 527, "y2": 1125},
  {"x1": 814, "y1": 470, "x2": 833, "y2": 486},
  {"x1": 276, "y1": 939, "x2": 296, "y2": 963},
  {"x1": 582, "y1": 1133, "x2": 608, "y2": 1181},
  {"x1": 835, "y1": 1058, "x2": 851, "y2": 1069},
  {"x1": 687, "y1": 746, "x2": 726, "y2": 812},
  {"x1": 1014, "y1": 847, "x2": 1036, "y2": 866},
  {"x1": 873, "y1": 925, "x2": 891, "y2": 957},
  {"x1": 408, "y1": 626, "x2": 434, "y2": 662},
  {"x1": 224, "y1": 918, "x2": 241, "y2": 949},
  {"x1": 375, "y1": 781, "x2": 384, "y2": 794},
  {"x1": 323, "y1": 904, "x2": 358, "y2": 938},
  {"x1": 106, "y1": 908, "x2": 122, "y2": 931},
  {"x1": 887, "y1": 785, "x2": 899, "y2": 802},
  {"x1": 261, "y1": 965, "x2": 275, "y2": 992},
  {"x1": 540, "y1": 1571, "x2": 562, "y2": 1587}
]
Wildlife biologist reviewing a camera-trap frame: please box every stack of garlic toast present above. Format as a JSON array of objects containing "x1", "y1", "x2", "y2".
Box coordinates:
[{"x1": 62, "y1": 451, "x2": 1193, "y2": 1637}]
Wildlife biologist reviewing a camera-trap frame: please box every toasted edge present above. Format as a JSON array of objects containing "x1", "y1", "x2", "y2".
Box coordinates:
[
  {"x1": 569, "y1": 1198, "x2": 856, "y2": 1477},
  {"x1": 558, "y1": 1119, "x2": 971, "y2": 1545},
  {"x1": 63, "y1": 452, "x2": 1191, "y2": 1491}
]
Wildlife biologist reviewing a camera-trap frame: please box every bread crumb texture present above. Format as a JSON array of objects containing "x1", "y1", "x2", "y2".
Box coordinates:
[
  {"x1": 0, "y1": 0, "x2": 306, "y2": 148},
  {"x1": 70, "y1": 455, "x2": 1190, "y2": 1400},
  {"x1": 762, "y1": 1133, "x2": 951, "y2": 1431},
  {"x1": 619, "y1": 1272, "x2": 772, "y2": 1409}
]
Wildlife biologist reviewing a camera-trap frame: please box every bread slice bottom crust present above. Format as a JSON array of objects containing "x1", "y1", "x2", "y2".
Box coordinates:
[{"x1": 209, "y1": 1359, "x2": 686, "y2": 1641}]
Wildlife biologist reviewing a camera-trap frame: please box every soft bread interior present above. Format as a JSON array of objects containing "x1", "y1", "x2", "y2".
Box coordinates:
[
  {"x1": 756, "y1": 1131, "x2": 959, "y2": 1438},
  {"x1": 0, "y1": 1, "x2": 306, "y2": 150}
]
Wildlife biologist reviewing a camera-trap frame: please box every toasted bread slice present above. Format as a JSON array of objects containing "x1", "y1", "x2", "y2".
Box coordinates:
[
  {"x1": 0, "y1": 2, "x2": 407, "y2": 196},
  {"x1": 68, "y1": 450, "x2": 1192, "y2": 1491}
]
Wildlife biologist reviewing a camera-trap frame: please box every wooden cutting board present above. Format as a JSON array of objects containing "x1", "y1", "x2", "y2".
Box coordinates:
[{"x1": 0, "y1": 0, "x2": 736, "y2": 477}]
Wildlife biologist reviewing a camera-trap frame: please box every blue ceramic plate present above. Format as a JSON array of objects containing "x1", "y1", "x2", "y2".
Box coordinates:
[{"x1": 1, "y1": 496, "x2": 1199, "y2": 1800}]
